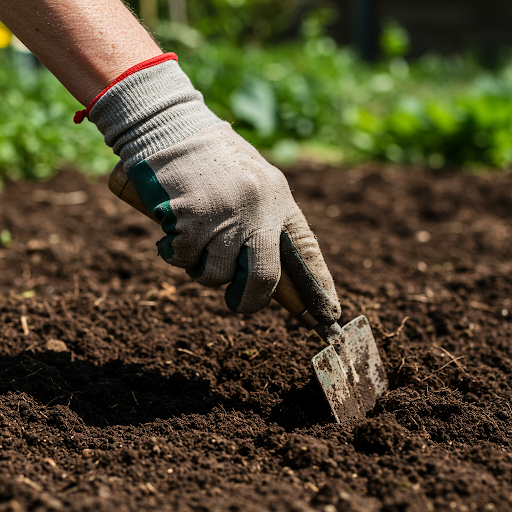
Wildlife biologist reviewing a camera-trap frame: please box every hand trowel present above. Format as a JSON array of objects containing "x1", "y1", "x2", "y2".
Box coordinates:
[{"x1": 108, "y1": 162, "x2": 388, "y2": 423}]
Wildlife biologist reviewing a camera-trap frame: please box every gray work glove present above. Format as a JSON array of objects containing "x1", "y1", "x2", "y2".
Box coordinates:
[{"x1": 85, "y1": 56, "x2": 341, "y2": 323}]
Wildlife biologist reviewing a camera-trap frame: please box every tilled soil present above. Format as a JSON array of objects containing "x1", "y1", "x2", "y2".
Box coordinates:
[{"x1": 1, "y1": 163, "x2": 512, "y2": 512}]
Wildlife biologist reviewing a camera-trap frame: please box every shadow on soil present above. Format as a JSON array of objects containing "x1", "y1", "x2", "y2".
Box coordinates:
[
  {"x1": 1, "y1": 351, "x2": 220, "y2": 427},
  {"x1": 0, "y1": 351, "x2": 333, "y2": 429}
]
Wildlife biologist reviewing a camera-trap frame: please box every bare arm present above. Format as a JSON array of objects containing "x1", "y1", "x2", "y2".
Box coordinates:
[{"x1": 0, "y1": 0, "x2": 162, "y2": 105}]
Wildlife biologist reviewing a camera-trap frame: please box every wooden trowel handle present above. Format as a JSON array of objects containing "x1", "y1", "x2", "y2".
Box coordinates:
[{"x1": 108, "y1": 162, "x2": 319, "y2": 329}]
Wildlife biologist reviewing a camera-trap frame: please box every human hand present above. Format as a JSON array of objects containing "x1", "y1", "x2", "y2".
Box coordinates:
[{"x1": 81, "y1": 55, "x2": 341, "y2": 323}]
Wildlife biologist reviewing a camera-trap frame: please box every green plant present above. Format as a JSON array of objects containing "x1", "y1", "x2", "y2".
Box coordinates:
[
  {"x1": 0, "y1": 229, "x2": 11, "y2": 247},
  {"x1": 0, "y1": 50, "x2": 117, "y2": 184},
  {"x1": 131, "y1": 0, "x2": 314, "y2": 46},
  {"x1": 3, "y1": 36, "x2": 512, "y2": 182},
  {"x1": 176, "y1": 39, "x2": 512, "y2": 169},
  {"x1": 380, "y1": 18, "x2": 410, "y2": 59}
]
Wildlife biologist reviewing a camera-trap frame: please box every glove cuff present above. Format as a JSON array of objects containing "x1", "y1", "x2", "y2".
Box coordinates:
[
  {"x1": 75, "y1": 52, "x2": 223, "y2": 169},
  {"x1": 74, "y1": 53, "x2": 179, "y2": 124}
]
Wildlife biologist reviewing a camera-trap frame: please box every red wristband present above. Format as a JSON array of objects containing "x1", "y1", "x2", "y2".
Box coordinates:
[{"x1": 74, "y1": 52, "x2": 178, "y2": 124}]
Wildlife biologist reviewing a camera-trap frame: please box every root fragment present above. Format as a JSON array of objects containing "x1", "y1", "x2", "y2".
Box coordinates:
[
  {"x1": 379, "y1": 316, "x2": 410, "y2": 338},
  {"x1": 419, "y1": 356, "x2": 465, "y2": 382},
  {"x1": 20, "y1": 315, "x2": 29, "y2": 336}
]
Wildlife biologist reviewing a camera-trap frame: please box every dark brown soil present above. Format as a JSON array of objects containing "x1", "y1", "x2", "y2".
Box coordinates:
[{"x1": 1, "y1": 163, "x2": 512, "y2": 512}]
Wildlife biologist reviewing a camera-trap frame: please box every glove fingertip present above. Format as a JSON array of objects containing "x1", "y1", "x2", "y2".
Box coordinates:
[
  {"x1": 314, "y1": 297, "x2": 342, "y2": 325},
  {"x1": 225, "y1": 238, "x2": 281, "y2": 315},
  {"x1": 156, "y1": 235, "x2": 176, "y2": 262},
  {"x1": 225, "y1": 246, "x2": 249, "y2": 313},
  {"x1": 186, "y1": 250, "x2": 208, "y2": 280}
]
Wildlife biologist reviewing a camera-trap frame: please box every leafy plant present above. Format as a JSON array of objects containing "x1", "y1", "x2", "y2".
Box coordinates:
[
  {"x1": 380, "y1": 18, "x2": 410, "y2": 59},
  {"x1": 0, "y1": 50, "x2": 117, "y2": 184},
  {"x1": 0, "y1": 229, "x2": 11, "y2": 247},
  {"x1": 175, "y1": 36, "x2": 512, "y2": 169},
  {"x1": 3, "y1": 29, "x2": 512, "y2": 183}
]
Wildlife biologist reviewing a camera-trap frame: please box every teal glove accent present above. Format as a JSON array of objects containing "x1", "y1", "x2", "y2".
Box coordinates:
[
  {"x1": 128, "y1": 160, "x2": 178, "y2": 261},
  {"x1": 186, "y1": 250, "x2": 208, "y2": 280},
  {"x1": 225, "y1": 246, "x2": 249, "y2": 313},
  {"x1": 127, "y1": 160, "x2": 169, "y2": 214}
]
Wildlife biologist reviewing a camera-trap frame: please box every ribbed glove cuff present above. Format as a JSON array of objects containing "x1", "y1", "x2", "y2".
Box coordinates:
[{"x1": 74, "y1": 52, "x2": 223, "y2": 169}]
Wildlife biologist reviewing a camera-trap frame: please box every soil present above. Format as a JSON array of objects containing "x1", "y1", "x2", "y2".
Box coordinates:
[{"x1": 1, "y1": 162, "x2": 512, "y2": 512}]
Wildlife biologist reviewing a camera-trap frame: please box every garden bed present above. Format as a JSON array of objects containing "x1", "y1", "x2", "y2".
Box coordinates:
[{"x1": 1, "y1": 163, "x2": 512, "y2": 511}]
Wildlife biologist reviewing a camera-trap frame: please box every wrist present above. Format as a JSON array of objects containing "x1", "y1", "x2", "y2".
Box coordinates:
[
  {"x1": 76, "y1": 53, "x2": 223, "y2": 169},
  {"x1": 74, "y1": 53, "x2": 178, "y2": 124},
  {"x1": 71, "y1": 48, "x2": 165, "y2": 106}
]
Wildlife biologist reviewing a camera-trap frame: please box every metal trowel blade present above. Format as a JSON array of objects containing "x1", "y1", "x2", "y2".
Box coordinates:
[{"x1": 311, "y1": 315, "x2": 388, "y2": 423}]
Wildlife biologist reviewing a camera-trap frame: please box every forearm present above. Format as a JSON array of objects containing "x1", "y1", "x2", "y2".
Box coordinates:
[{"x1": 0, "y1": 0, "x2": 162, "y2": 105}]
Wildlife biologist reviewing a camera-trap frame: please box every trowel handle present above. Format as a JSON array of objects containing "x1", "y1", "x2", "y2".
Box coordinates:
[{"x1": 108, "y1": 162, "x2": 319, "y2": 330}]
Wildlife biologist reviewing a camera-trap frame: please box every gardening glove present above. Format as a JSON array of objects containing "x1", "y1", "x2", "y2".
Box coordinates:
[{"x1": 75, "y1": 53, "x2": 341, "y2": 324}]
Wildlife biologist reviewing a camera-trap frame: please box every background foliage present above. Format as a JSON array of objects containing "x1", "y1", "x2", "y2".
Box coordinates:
[
  {"x1": 0, "y1": 51, "x2": 116, "y2": 184},
  {"x1": 1, "y1": 4, "x2": 512, "y2": 183}
]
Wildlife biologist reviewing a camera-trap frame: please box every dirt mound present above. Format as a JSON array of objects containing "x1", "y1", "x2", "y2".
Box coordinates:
[{"x1": 1, "y1": 163, "x2": 512, "y2": 511}]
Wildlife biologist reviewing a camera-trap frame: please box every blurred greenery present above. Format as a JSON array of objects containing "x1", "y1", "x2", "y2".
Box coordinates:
[
  {"x1": 174, "y1": 33, "x2": 512, "y2": 169},
  {"x1": 0, "y1": 50, "x2": 116, "y2": 184},
  {"x1": 133, "y1": 0, "x2": 323, "y2": 46},
  {"x1": 2, "y1": 9, "x2": 512, "y2": 183},
  {"x1": 0, "y1": 229, "x2": 11, "y2": 247},
  {"x1": 380, "y1": 17, "x2": 410, "y2": 59}
]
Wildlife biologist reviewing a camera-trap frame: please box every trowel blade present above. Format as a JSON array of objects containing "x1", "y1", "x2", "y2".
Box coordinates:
[{"x1": 311, "y1": 315, "x2": 388, "y2": 423}]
